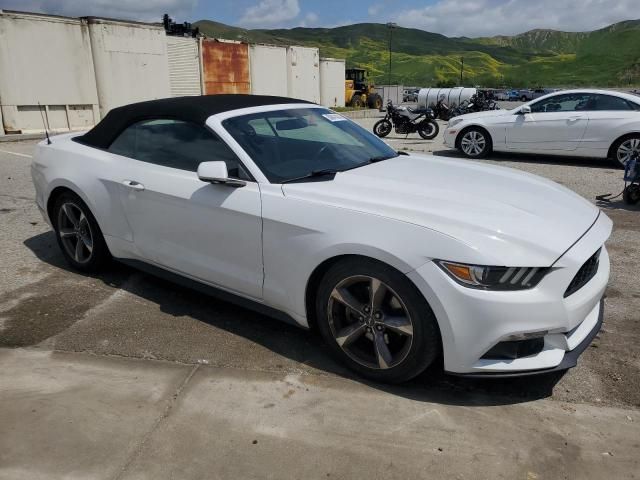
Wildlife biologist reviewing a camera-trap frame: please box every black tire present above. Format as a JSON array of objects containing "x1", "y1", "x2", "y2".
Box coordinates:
[
  {"x1": 457, "y1": 126, "x2": 492, "y2": 158},
  {"x1": 368, "y1": 93, "x2": 383, "y2": 110},
  {"x1": 315, "y1": 258, "x2": 441, "y2": 383},
  {"x1": 609, "y1": 134, "x2": 640, "y2": 169},
  {"x1": 373, "y1": 119, "x2": 392, "y2": 138},
  {"x1": 418, "y1": 120, "x2": 439, "y2": 140},
  {"x1": 623, "y1": 185, "x2": 640, "y2": 205},
  {"x1": 350, "y1": 94, "x2": 363, "y2": 108},
  {"x1": 52, "y1": 191, "x2": 111, "y2": 272},
  {"x1": 521, "y1": 95, "x2": 528, "y2": 102}
]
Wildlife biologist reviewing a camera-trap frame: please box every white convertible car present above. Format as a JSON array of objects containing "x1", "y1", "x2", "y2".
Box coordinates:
[
  {"x1": 444, "y1": 89, "x2": 640, "y2": 166},
  {"x1": 31, "y1": 95, "x2": 611, "y2": 383}
]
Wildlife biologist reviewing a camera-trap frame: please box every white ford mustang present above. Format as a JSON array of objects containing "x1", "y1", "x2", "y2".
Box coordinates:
[
  {"x1": 444, "y1": 89, "x2": 640, "y2": 167},
  {"x1": 31, "y1": 95, "x2": 611, "y2": 383}
]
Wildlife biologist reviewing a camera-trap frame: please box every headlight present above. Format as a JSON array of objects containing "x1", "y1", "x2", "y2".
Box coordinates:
[
  {"x1": 436, "y1": 260, "x2": 548, "y2": 290},
  {"x1": 447, "y1": 118, "x2": 463, "y2": 128}
]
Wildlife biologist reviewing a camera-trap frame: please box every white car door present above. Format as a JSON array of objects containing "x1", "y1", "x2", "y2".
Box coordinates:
[
  {"x1": 108, "y1": 119, "x2": 264, "y2": 300},
  {"x1": 579, "y1": 93, "x2": 640, "y2": 154},
  {"x1": 505, "y1": 93, "x2": 591, "y2": 151}
]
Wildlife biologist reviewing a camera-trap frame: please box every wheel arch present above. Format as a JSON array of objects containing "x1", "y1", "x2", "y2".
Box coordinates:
[
  {"x1": 46, "y1": 183, "x2": 90, "y2": 226},
  {"x1": 607, "y1": 131, "x2": 640, "y2": 161}
]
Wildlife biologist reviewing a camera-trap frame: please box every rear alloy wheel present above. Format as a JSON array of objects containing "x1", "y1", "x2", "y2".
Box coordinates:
[
  {"x1": 373, "y1": 119, "x2": 392, "y2": 138},
  {"x1": 458, "y1": 127, "x2": 491, "y2": 158},
  {"x1": 612, "y1": 136, "x2": 640, "y2": 168},
  {"x1": 53, "y1": 192, "x2": 110, "y2": 272},
  {"x1": 316, "y1": 259, "x2": 440, "y2": 383}
]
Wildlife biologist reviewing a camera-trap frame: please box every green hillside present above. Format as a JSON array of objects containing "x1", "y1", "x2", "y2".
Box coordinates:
[{"x1": 194, "y1": 19, "x2": 640, "y2": 87}]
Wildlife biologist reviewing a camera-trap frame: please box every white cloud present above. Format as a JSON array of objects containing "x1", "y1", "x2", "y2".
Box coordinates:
[
  {"x1": 300, "y1": 11, "x2": 319, "y2": 27},
  {"x1": 239, "y1": 0, "x2": 300, "y2": 27},
  {"x1": 0, "y1": 0, "x2": 197, "y2": 22},
  {"x1": 393, "y1": 0, "x2": 640, "y2": 37},
  {"x1": 368, "y1": 3, "x2": 382, "y2": 16}
]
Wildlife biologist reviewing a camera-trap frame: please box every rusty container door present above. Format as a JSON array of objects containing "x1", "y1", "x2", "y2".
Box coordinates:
[{"x1": 202, "y1": 40, "x2": 250, "y2": 94}]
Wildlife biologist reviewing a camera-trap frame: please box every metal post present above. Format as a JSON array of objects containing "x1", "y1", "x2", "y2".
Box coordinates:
[
  {"x1": 386, "y1": 22, "x2": 397, "y2": 87},
  {"x1": 460, "y1": 57, "x2": 464, "y2": 86}
]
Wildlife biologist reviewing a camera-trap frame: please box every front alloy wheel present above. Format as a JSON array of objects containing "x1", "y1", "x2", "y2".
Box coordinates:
[
  {"x1": 328, "y1": 275, "x2": 414, "y2": 370},
  {"x1": 614, "y1": 137, "x2": 640, "y2": 168},
  {"x1": 459, "y1": 128, "x2": 491, "y2": 158},
  {"x1": 316, "y1": 258, "x2": 441, "y2": 383}
]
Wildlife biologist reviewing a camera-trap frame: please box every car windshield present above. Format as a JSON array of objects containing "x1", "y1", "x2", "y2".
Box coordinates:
[{"x1": 222, "y1": 108, "x2": 398, "y2": 183}]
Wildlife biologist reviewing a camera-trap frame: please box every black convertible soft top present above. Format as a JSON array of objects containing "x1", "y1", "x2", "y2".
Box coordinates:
[{"x1": 78, "y1": 94, "x2": 312, "y2": 149}]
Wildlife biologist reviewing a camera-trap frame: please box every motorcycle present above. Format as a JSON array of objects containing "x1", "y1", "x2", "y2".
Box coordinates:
[
  {"x1": 433, "y1": 98, "x2": 454, "y2": 121},
  {"x1": 373, "y1": 101, "x2": 439, "y2": 140}
]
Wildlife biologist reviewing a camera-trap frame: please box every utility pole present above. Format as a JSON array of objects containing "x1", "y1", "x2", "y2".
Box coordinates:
[
  {"x1": 386, "y1": 22, "x2": 397, "y2": 86},
  {"x1": 460, "y1": 57, "x2": 464, "y2": 86}
]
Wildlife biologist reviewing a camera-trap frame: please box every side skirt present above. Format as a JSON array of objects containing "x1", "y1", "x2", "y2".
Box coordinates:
[{"x1": 117, "y1": 258, "x2": 306, "y2": 330}]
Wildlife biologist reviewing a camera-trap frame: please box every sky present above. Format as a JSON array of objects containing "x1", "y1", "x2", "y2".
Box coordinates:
[{"x1": 0, "y1": 0, "x2": 638, "y2": 37}]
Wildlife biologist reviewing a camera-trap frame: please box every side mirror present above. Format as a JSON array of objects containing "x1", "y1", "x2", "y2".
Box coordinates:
[
  {"x1": 520, "y1": 105, "x2": 532, "y2": 114},
  {"x1": 197, "y1": 161, "x2": 246, "y2": 188}
]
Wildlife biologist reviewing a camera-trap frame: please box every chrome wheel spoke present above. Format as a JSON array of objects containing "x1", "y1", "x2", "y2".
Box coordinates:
[
  {"x1": 74, "y1": 237, "x2": 84, "y2": 262},
  {"x1": 59, "y1": 228, "x2": 76, "y2": 238},
  {"x1": 62, "y1": 203, "x2": 79, "y2": 228},
  {"x1": 382, "y1": 315, "x2": 413, "y2": 336},
  {"x1": 369, "y1": 278, "x2": 387, "y2": 310},
  {"x1": 373, "y1": 332, "x2": 393, "y2": 369},
  {"x1": 331, "y1": 287, "x2": 366, "y2": 314},
  {"x1": 335, "y1": 323, "x2": 366, "y2": 347},
  {"x1": 81, "y1": 235, "x2": 93, "y2": 253}
]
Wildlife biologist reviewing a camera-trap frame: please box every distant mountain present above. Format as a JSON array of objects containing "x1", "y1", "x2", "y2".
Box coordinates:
[{"x1": 193, "y1": 19, "x2": 640, "y2": 87}]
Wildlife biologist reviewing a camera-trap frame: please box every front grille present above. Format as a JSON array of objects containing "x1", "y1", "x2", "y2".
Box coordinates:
[{"x1": 564, "y1": 248, "x2": 601, "y2": 298}]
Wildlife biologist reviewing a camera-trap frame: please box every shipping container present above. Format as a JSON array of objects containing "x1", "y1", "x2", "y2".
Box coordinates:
[
  {"x1": 249, "y1": 44, "x2": 287, "y2": 97},
  {"x1": 202, "y1": 39, "x2": 250, "y2": 94},
  {"x1": 319, "y1": 58, "x2": 345, "y2": 108},
  {"x1": 166, "y1": 36, "x2": 201, "y2": 97},
  {"x1": 0, "y1": 11, "x2": 99, "y2": 134},
  {"x1": 287, "y1": 46, "x2": 320, "y2": 103},
  {"x1": 418, "y1": 87, "x2": 477, "y2": 109},
  {"x1": 377, "y1": 85, "x2": 405, "y2": 106},
  {"x1": 88, "y1": 17, "x2": 170, "y2": 117}
]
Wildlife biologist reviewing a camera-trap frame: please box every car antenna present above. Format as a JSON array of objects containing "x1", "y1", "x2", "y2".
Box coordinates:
[{"x1": 38, "y1": 102, "x2": 51, "y2": 145}]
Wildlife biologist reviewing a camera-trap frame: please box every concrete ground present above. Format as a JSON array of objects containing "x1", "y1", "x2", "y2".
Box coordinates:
[{"x1": 1, "y1": 134, "x2": 639, "y2": 479}]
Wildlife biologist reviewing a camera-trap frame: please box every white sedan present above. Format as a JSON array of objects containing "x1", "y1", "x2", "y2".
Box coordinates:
[
  {"x1": 444, "y1": 89, "x2": 640, "y2": 167},
  {"x1": 31, "y1": 95, "x2": 611, "y2": 382}
]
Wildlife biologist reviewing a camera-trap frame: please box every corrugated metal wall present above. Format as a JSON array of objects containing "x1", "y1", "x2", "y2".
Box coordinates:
[
  {"x1": 202, "y1": 40, "x2": 250, "y2": 94},
  {"x1": 249, "y1": 44, "x2": 287, "y2": 96},
  {"x1": 166, "y1": 36, "x2": 202, "y2": 97},
  {"x1": 320, "y1": 58, "x2": 345, "y2": 107},
  {"x1": 0, "y1": 11, "x2": 99, "y2": 134}
]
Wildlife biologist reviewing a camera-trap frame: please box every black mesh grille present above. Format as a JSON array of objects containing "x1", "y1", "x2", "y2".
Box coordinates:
[{"x1": 564, "y1": 248, "x2": 601, "y2": 298}]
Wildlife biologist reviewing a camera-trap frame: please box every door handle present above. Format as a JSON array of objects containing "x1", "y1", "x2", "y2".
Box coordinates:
[
  {"x1": 568, "y1": 116, "x2": 582, "y2": 122},
  {"x1": 122, "y1": 180, "x2": 145, "y2": 191}
]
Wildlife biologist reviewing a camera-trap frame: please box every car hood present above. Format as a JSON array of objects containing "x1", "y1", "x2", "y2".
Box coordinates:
[
  {"x1": 453, "y1": 109, "x2": 509, "y2": 121},
  {"x1": 281, "y1": 155, "x2": 599, "y2": 266}
]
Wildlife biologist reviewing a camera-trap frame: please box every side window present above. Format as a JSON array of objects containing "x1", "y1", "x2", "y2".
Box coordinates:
[
  {"x1": 593, "y1": 95, "x2": 635, "y2": 111},
  {"x1": 108, "y1": 119, "x2": 251, "y2": 180},
  {"x1": 530, "y1": 94, "x2": 595, "y2": 113}
]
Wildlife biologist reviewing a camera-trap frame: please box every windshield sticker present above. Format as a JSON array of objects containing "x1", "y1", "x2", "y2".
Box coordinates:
[{"x1": 323, "y1": 113, "x2": 347, "y2": 122}]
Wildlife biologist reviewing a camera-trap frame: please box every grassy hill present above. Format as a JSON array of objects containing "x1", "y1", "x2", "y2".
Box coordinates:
[{"x1": 194, "y1": 19, "x2": 640, "y2": 87}]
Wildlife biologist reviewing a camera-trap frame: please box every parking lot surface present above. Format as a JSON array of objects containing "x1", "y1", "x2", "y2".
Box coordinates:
[{"x1": 1, "y1": 134, "x2": 639, "y2": 479}]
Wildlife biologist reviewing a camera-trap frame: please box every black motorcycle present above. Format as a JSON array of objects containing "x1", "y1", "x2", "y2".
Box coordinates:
[
  {"x1": 373, "y1": 101, "x2": 439, "y2": 140},
  {"x1": 433, "y1": 98, "x2": 454, "y2": 121}
]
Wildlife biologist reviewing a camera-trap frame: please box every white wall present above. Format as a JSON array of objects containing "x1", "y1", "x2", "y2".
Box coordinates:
[
  {"x1": 319, "y1": 58, "x2": 345, "y2": 108},
  {"x1": 250, "y1": 44, "x2": 288, "y2": 97},
  {"x1": 0, "y1": 11, "x2": 99, "y2": 134},
  {"x1": 287, "y1": 46, "x2": 320, "y2": 104},
  {"x1": 88, "y1": 18, "x2": 170, "y2": 117}
]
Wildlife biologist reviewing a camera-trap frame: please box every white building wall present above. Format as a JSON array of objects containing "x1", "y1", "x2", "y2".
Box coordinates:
[
  {"x1": 0, "y1": 11, "x2": 99, "y2": 134},
  {"x1": 88, "y1": 18, "x2": 170, "y2": 117},
  {"x1": 319, "y1": 58, "x2": 345, "y2": 108},
  {"x1": 286, "y1": 46, "x2": 320, "y2": 103},
  {"x1": 249, "y1": 45, "x2": 288, "y2": 97},
  {"x1": 166, "y1": 36, "x2": 201, "y2": 97}
]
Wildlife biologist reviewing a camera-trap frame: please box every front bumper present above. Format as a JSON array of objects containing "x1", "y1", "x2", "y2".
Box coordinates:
[
  {"x1": 442, "y1": 128, "x2": 457, "y2": 148},
  {"x1": 407, "y1": 212, "x2": 612, "y2": 376}
]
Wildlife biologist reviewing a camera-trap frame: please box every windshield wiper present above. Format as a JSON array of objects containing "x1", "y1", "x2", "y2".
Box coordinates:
[
  {"x1": 280, "y1": 168, "x2": 340, "y2": 184},
  {"x1": 369, "y1": 154, "x2": 399, "y2": 163}
]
